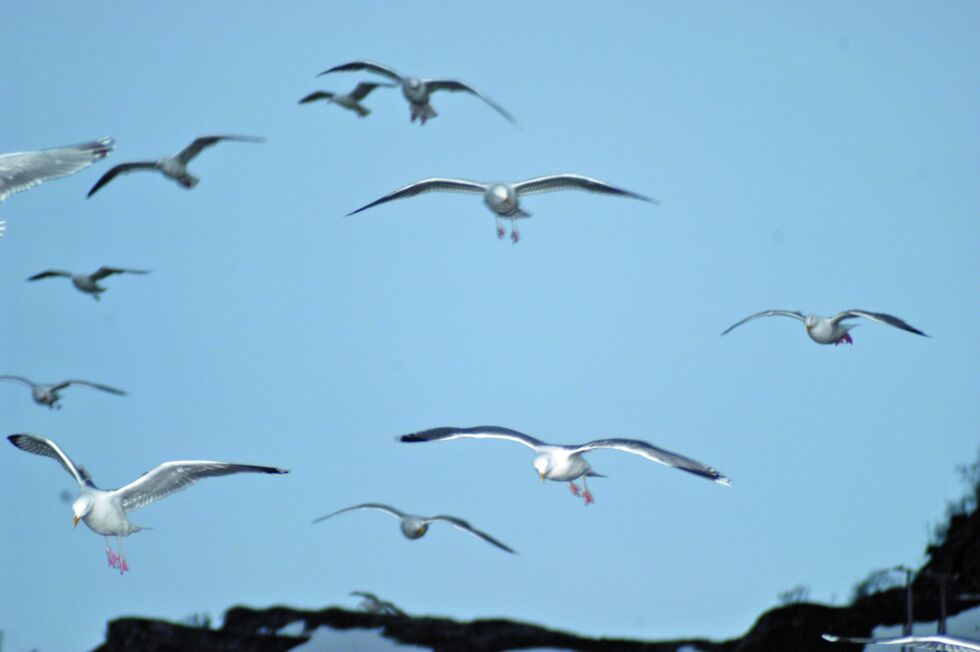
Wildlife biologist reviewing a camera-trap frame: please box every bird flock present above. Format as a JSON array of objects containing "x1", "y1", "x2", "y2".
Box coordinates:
[{"x1": 3, "y1": 55, "x2": 934, "y2": 646}]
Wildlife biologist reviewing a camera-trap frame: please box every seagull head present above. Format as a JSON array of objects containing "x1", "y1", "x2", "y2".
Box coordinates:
[
  {"x1": 804, "y1": 315, "x2": 816, "y2": 331},
  {"x1": 71, "y1": 495, "x2": 93, "y2": 528},
  {"x1": 533, "y1": 454, "x2": 550, "y2": 481}
]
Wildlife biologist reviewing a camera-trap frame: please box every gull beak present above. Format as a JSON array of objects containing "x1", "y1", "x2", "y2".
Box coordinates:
[
  {"x1": 539, "y1": 471, "x2": 545, "y2": 482},
  {"x1": 73, "y1": 515, "x2": 80, "y2": 528}
]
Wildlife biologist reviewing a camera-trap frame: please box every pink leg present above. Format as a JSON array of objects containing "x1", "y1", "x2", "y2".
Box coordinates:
[
  {"x1": 834, "y1": 333, "x2": 853, "y2": 346},
  {"x1": 568, "y1": 482, "x2": 580, "y2": 496},
  {"x1": 582, "y1": 476, "x2": 594, "y2": 506},
  {"x1": 117, "y1": 536, "x2": 129, "y2": 574},
  {"x1": 105, "y1": 537, "x2": 121, "y2": 569},
  {"x1": 510, "y1": 220, "x2": 520, "y2": 243},
  {"x1": 496, "y1": 220, "x2": 505, "y2": 239}
]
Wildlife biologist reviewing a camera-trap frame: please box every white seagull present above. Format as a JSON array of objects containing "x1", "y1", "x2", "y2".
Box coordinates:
[
  {"x1": 823, "y1": 633, "x2": 980, "y2": 651},
  {"x1": 313, "y1": 502, "x2": 515, "y2": 553},
  {"x1": 317, "y1": 60, "x2": 516, "y2": 126},
  {"x1": 27, "y1": 266, "x2": 149, "y2": 301},
  {"x1": 299, "y1": 82, "x2": 395, "y2": 118},
  {"x1": 399, "y1": 426, "x2": 730, "y2": 505},
  {"x1": 350, "y1": 591, "x2": 406, "y2": 616},
  {"x1": 8, "y1": 434, "x2": 288, "y2": 574},
  {"x1": 0, "y1": 376, "x2": 126, "y2": 409},
  {"x1": 347, "y1": 174, "x2": 658, "y2": 242},
  {"x1": 721, "y1": 309, "x2": 928, "y2": 346},
  {"x1": 86, "y1": 135, "x2": 264, "y2": 197},
  {"x1": 0, "y1": 138, "x2": 114, "y2": 236}
]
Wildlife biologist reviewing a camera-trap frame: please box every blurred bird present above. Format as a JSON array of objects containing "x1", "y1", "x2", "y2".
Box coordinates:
[
  {"x1": 350, "y1": 591, "x2": 406, "y2": 616},
  {"x1": 347, "y1": 173, "x2": 658, "y2": 242},
  {"x1": 317, "y1": 60, "x2": 516, "y2": 126},
  {"x1": 7, "y1": 434, "x2": 288, "y2": 574},
  {"x1": 313, "y1": 503, "x2": 515, "y2": 553},
  {"x1": 823, "y1": 633, "x2": 980, "y2": 651},
  {"x1": 0, "y1": 376, "x2": 126, "y2": 409},
  {"x1": 27, "y1": 266, "x2": 149, "y2": 301},
  {"x1": 86, "y1": 135, "x2": 264, "y2": 197},
  {"x1": 721, "y1": 309, "x2": 927, "y2": 346},
  {"x1": 299, "y1": 82, "x2": 395, "y2": 118}
]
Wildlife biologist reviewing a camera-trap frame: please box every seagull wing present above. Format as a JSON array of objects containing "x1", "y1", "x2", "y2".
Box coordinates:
[
  {"x1": 317, "y1": 61, "x2": 403, "y2": 83},
  {"x1": 0, "y1": 375, "x2": 37, "y2": 388},
  {"x1": 175, "y1": 135, "x2": 266, "y2": 165},
  {"x1": 424, "y1": 79, "x2": 517, "y2": 125},
  {"x1": 56, "y1": 380, "x2": 127, "y2": 395},
  {"x1": 398, "y1": 426, "x2": 546, "y2": 451},
  {"x1": 570, "y1": 438, "x2": 732, "y2": 486},
  {"x1": 512, "y1": 174, "x2": 656, "y2": 203},
  {"x1": 349, "y1": 82, "x2": 395, "y2": 100},
  {"x1": 90, "y1": 266, "x2": 150, "y2": 281},
  {"x1": 346, "y1": 178, "x2": 488, "y2": 216},
  {"x1": 298, "y1": 91, "x2": 335, "y2": 104},
  {"x1": 86, "y1": 162, "x2": 158, "y2": 198},
  {"x1": 26, "y1": 270, "x2": 72, "y2": 281},
  {"x1": 720, "y1": 310, "x2": 806, "y2": 336},
  {"x1": 115, "y1": 461, "x2": 287, "y2": 511},
  {"x1": 428, "y1": 515, "x2": 516, "y2": 554},
  {"x1": 312, "y1": 502, "x2": 406, "y2": 524},
  {"x1": 351, "y1": 591, "x2": 381, "y2": 601},
  {"x1": 832, "y1": 310, "x2": 928, "y2": 337},
  {"x1": 7, "y1": 434, "x2": 90, "y2": 486},
  {"x1": 822, "y1": 634, "x2": 980, "y2": 651},
  {"x1": 0, "y1": 138, "x2": 114, "y2": 202}
]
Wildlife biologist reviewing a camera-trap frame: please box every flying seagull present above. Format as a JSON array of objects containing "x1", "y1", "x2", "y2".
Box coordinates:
[
  {"x1": 86, "y1": 135, "x2": 264, "y2": 197},
  {"x1": 823, "y1": 633, "x2": 980, "y2": 651},
  {"x1": 350, "y1": 591, "x2": 406, "y2": 616},
  {"x1": 0, "y1": 376, "x2": 125, "y2": 409},
  {"x1": 347, "y1": 174, "x2": 658, "y2": 242},
  {"x1": 313, "y1": 502, "x2": 515, "y2": 553},
  {"x1": 299, "y1": 82, "x2": 395, "y2": 118},
  {"x1": 720, "y1": 309, "x2": 927, "y2": 346},
  {"x1": 27, "y1": 266, "x2": 149, "y2": 301},
  {"x1": 7, "y1": 433, "x2": 288, "y2": 573},
  {"x1": 317, "y1": 60, "x2": 516, "y2": 126},
  {"x1": 399, "y1": 426, "x2": 730, "y2": 505}
]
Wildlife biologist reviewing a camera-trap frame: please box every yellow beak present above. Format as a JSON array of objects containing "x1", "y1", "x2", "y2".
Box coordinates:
[
  {"x1": 73, "y1": 515, "x2": 80, "y2": 528},
  {"x1": 539, "y1": 471, "x2": 545, "y2": 482}
]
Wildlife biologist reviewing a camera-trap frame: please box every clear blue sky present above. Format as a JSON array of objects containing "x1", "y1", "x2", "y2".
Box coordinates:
[{"x1": 2, "y1": 2, "x2": 978, "y2": 650}]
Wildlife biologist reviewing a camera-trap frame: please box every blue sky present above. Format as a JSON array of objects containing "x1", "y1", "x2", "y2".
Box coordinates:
[{"x1": 1, "y1": 2, "x2": 978, "y2": 650}]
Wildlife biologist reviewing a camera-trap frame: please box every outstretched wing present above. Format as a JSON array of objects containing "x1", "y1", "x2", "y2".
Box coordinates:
[
  {"x1": 570, "y1": 438, "x2": 731, "y2": 486},
  {"x1": 317, "y1": 60, "x2": 403, "y2": 83},
  {"x1": 346, "y1": 178, "x2": 488, "y2": 216},
  {"x1": 398, "y1": 426, "x2": 545, "y2": 451},
  {"x1": 175, "y1": 135, "x2": 265, "y2": 165},
  {"x1": 0, "y1": 375, "x2": 36, "y2": 388},
  {"x1": 115, "y1": 461, "x2": 287, "y2": 511},
  {"x1": 26, "y1": 270, "x2": 72, "y2": 281},
  {"x1": 823, "y1": 634, "x2": 980, "y2": 651},
  {"x1": 90, "y1": 266, "x2": 150, "y2": 281},
  {"x1": 0, "y1": 138, "x2": 114, "y2": 202},
  {"x1": 86, "y1": 162, "x2": 158, "y2": 197},
  {"x1": 298, "y1": 91, "x2": 335, "y2": 104},
  {"x1": 424, "y1": 79, "x2": 517, "y2": 125},
  {"x1": 312, "y1": 502, "x2": 406, "y2": 524},
  {"x1": 54, "y1": 380, "x2": 127, "y2": 395},
  {"x1": 7, "y1": 434, "x2": 90, "y2": 486},
  {"x1": 720, "y1": 310, "x2": 806, "y2": 336},
  {"x1": 349, "y1": 82, "x2": 394, "y2": 99},
  {"x1": 429, "y1": 515, "x2": 516, "y2": 554},
  {"x1": 832, "y1": 310, "x2": 927, "y2": 337},
  {"x1": 512, "y1": 174, "x2": 656, "y2": 202}
]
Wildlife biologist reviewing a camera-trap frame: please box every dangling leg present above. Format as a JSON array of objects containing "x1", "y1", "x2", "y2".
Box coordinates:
[
  {"x1": 568, "y1": 481, "x2": 580, "y2": 497},
  {"x1": 834, "y1": 332, "x2": 853, "y2": 346},
  {"x1": 496, "y1": 216, "x2": 505, "y2": 239},
  {"x1": 116, "y1": 536, "x2": 129, "y2": 573},
  {"x1": 104, "y1": 536, "x2": 121, "y2": 569},
  {"x1": 510, "y1": 217, "x2": 521, "y2": 243},
  {"x1": 582, "y1": 475, "x2": 594, "y2": 506}
]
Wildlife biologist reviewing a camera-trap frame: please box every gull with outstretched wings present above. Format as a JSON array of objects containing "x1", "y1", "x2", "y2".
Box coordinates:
[
  {"x1": 299, "y1": 81, "x2": 395, "y2": 118},
  {"x1": 0, "y1": 376, "x2": 126, "y2": 409},
  {"x1": 27, "y1": 266, "x2": 149, "y2": 301},
  {"x1": 721, "y1": 309, "x2": 927, "y2": 346}
]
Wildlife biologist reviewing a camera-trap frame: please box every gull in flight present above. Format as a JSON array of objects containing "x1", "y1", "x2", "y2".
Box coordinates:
[
  {"x1": 347, "y1": 174, "x2": 658, "y2": 242},
  {"x1": 0, "y1": 138, "x2": 114, "y2": 236},
  {"x1": 350, "y1": 591, "x2": 406, "y2": 616},
  {"x1": 313, "y1": 502, "x2": 515, "y2": 553},
  {"x1": 721, "y1": 309, "x2": 928, "y2": 346},
  {"x1": 86, "y1": 135, "x2": 264, "y2": 197},
  {"x1": 299, "y1": 82, "x2": 395, "y2": 118},
  {"x1": 823, "y1": 633, "x2": 980, "y2": 651},
  {"x1": 27, "y1": 266, "x2": 149, "y2": 301},
  {"x1": 399, "y1": 426, "x2": 730, "y2": 505},
  {"x1": 0, "y1": 376, "x2": 125, "y2": 409},
  {"x1": 7, "y1": 434, "x2": 288, "y2": 574},
  {"x1": 317, "y1": 60, "x2": 516, "y2": 126}
]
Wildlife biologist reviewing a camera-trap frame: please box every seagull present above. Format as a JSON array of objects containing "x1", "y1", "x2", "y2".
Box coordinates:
[
  {"x1": 0, "y1": 138, "x2": 113, "y2": 236},
  {"x1": 86, "y1": 135, "x2": 264, "y2": 197},
  {"x1": 347, "y1": 174, "x2": 658, "y2": 242},
  {"x1": 7, "y1": 433, "x2": 288, "y2": 574},
  {"x1": 312, "y1": 502, "x2": 515, "y2": 553},
  {"x1": 398, "y1": 426, "x2": 730, "y2": 505},
  {"x1": 823, "y1": 633, "x2": 980, "y2": 651},
  {"x1": 317, "y1": 61, "x2": 516, "y2": 126},
  {"x1": 0, "y1": 376, "x2": 125, "y2": 409},
  {"x1": 720, "y1": 309, "x2": 928, "y2": 346},
  {"x1": 350, "y1": 591, "x2": 406, "y2": 617},
  {"x1": 299, "y1": 82, "x2": 395, "y2": 118},
  {"x1": 27, "y1": 266, "x2": 149, "y2": 301}
]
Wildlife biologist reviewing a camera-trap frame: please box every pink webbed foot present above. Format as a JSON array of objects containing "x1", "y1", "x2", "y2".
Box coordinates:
[
  {"x1": 510, "y1": 229, "x2": 520, "y2": 243},
  {"x1": 834, "y1": 333, "x2": 854, "y2": 346},
  {"x1": 568, "y1": 482, "x2": 580, "y2": 497},
  {"x1": 118, "y1": 556, "x2": 130, "y2": 574},
  {"x1": 106, "y1": 548, "x2": 120, "y2": 569},
  {"x1": 496, "y1": 225, "x2": 505, "y2": 239},
  {"x1": 583, "y1": 490, "x2": 594, "y2": 506}
]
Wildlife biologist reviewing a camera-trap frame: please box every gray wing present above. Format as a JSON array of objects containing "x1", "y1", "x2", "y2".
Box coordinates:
[
  {"x1": 720, "y1": 310, "x2": 806, "y2": 336},
  {"x1": 351, "y1": 591, "x2": 381, "y2": 601},
  {"x1": 512, "y1": 174, "x2": 657, "y2": 203},
  {"x1": 317, "y1": 60, "x2": 403, "y2": 83},
  {"x1": 571, "y1": 438, "x2": 732, "y2": 486},
  {"x1": 90, "y1": 266, "x2": 150, "y2": 281},
  {"x1": 54, "y1": 380, "x2": 127, "y2": 395},
  {"x1": 175, "y1": 135, "x2": 265, "y2": 165},
  {"x1": 86, "y1": 162, "x2": 158, "y2": 197},
  {"x1": 428, "y1": 515, "x2": 516, "y2": 554},
  {"x1": 347, "y1": 178, "x2": 488, "y2": 216},
  {"x1": 115, "y1": 461, "x2": 288, "y2": 511},
  {"x1": 26, "y1": 270, "x2": 72, "y2": 281},
  {"x1": 399, "y1": 426, "x2": 546, "y2": 451},
  {"x1": 0, "y1": 375, "x2": 36, "y2": 388},
  {"x1": 424, "y1": 79, "x2": 517, "y2": 125},
  {"x1": 349, "y1": 82, "x2": 395, "y2": 99},
  {"x1": 7, "y1": 434, "x2": 90, "y2": 486},
  {"x1": 0, "y1": 138, "x2": 114, "y2": 202},
  {"x1": 823, "y1": 634, "x2": 980, "y2": 651},
  {"x1": 299, "y1": 91, "x2": 335, "y2": 104},
  {"x1": 832, "y1": 310, "x2": 928, "y2": 337},
  {"x1": 312, "y1": 502, "x2": 406, "y2": 524}
]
